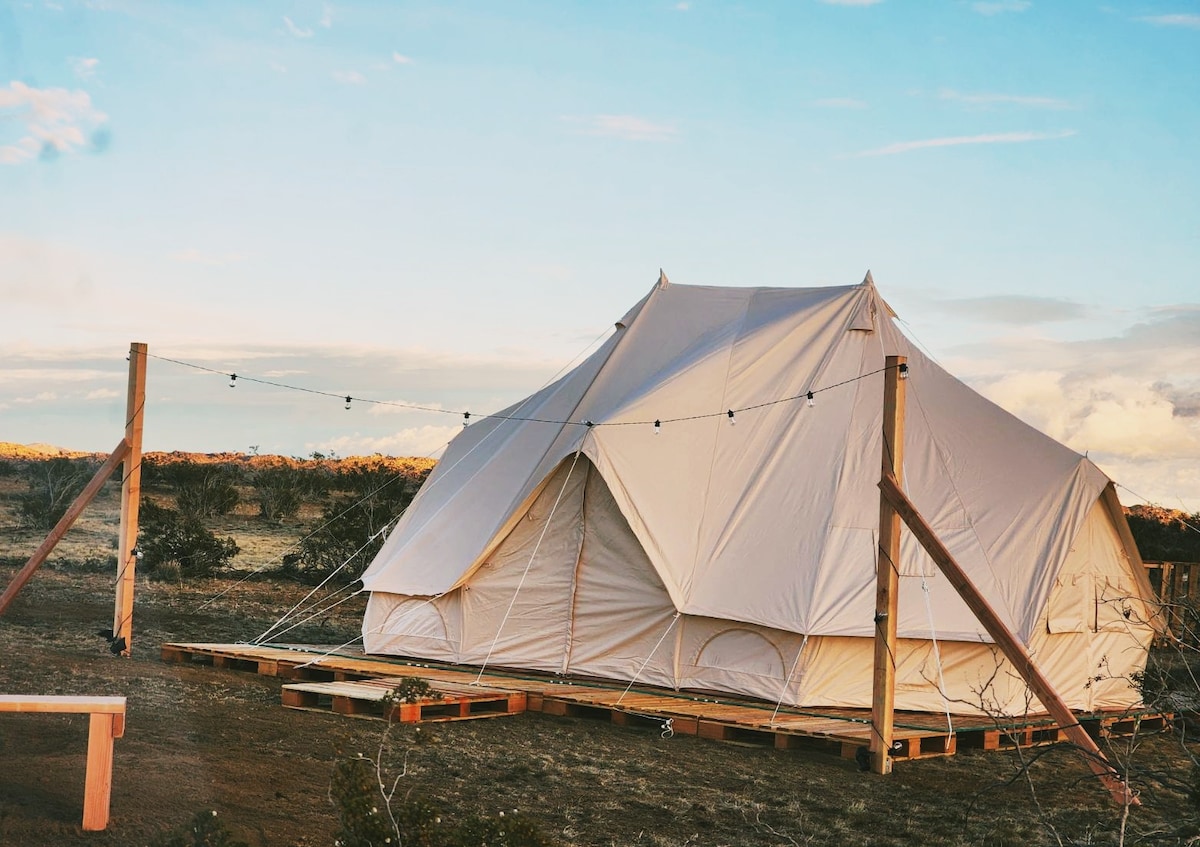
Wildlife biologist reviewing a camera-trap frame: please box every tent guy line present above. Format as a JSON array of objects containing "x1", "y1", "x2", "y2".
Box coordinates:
[{"x1": 143, "y1": 351, "x2": 901, "y2": 430}]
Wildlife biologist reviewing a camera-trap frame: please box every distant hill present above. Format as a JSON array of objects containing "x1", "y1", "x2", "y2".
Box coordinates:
[{"x1": 0, "y1": 442, "x2": 435, "y2": 475}]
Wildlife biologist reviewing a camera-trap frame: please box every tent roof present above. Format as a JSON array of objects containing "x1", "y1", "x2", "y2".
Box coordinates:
[{"x1": 362, "y1": 276, "x2": 1112, "y2": 643}]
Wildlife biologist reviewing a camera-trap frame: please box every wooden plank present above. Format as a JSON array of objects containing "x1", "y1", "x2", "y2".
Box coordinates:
[
  {"x1": 879, "y1": 472, "x2": 1133, "y2": 806},
  {"x1": 871, "y1": 354, "x2": 906, "y2": 775},
  {"x1": 0, "y1": 695, "x2": 126, "y2": 714},
  {"x1": 113, "y1": 342, "x2": 147, "y2": 654},
  {"x1": 0, "y1": 439, "x2": 131, "y2": 616},
  {"x1": 82, "y1": 712, "x2": 119, "y2": 831}
]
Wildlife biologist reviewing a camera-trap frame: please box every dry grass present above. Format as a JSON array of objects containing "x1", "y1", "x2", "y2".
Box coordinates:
[{"x1": 1, "y1": 454, "x2": 1198, "y2": 845}]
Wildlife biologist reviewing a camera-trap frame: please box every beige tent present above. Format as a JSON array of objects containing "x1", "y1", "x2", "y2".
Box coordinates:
[{"x1": 360, "y1": 274, "x2": 1158, "y2": 716}]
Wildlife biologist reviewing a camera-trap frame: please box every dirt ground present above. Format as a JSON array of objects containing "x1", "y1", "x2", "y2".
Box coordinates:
[{"x1": 1, "y1": 469, "x2": 1197, "y2": 845}]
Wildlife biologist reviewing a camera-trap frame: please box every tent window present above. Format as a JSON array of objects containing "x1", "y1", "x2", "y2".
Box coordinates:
[
  {"x1": 693, "y1": 629, "x2": 785, "y2": 679},
  {"x1": 1046, "y1": 575, "x2": 1089, "y2": 634}
]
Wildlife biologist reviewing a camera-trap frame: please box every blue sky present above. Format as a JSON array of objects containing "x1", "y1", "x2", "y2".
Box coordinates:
[{"x1": 1, "y1": 0, "x2": 1197, "y2": 510}]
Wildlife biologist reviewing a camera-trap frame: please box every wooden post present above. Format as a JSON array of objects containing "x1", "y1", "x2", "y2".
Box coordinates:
[
  {"x1": 0, "y1": 440, "x2": 131, "y2": 615},
  {"x1": 870, "y1": 355, "x2": 906, "y2": 774},
  {"x1": 878, "y1": 473, "x2": 1134, "y2": 806},
  {"x1": 113, "y1": 342, "x2": 147, "y2": 655}
]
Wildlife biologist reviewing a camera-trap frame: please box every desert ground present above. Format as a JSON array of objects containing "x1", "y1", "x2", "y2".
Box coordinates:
[{"x1": 1, "y1": 452, "x2": 1197, "y2": 846}]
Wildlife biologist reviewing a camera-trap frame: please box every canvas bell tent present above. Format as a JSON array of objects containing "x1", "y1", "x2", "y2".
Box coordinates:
[{"x1": 360, "y1": 274, "x2": 1158, "y2": 717}]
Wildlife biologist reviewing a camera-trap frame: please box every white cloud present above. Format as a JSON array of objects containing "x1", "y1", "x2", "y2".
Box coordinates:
[
  {"x1": 946, "y1": 306, "x2": 1200, "y2": 511},
  {"x1": 674, "y1": 2, "x2": 691, "y2": 10},
  {"x1": 171, "y1": 248, "x2": 249, "y2": 267},
  {"x1": 269, "y1": 62, "x2": 288, "y2": 74},
  {"x1": 973, "y1": 0, "x2": 1031, "y2": 15},
  {"x1": 0, "y1": 81, "x2": 108, "y2": 165},
  {"x1": 847, "y1": 129, "x2": 1075, "y2": 157},
  {"x1": 564, "y1": 114, "x2": 678, "y2": 142},
  {"x1": 85, "y1": 388, "x2": 120, "y2": 400},
  {"x1": 282, "y1": 16, "x2": 313, "y2": 38},
  {"x1": 818, "y1": 0, "x2": 884, "y2": 5},
  {"x1": 1136, "y1": 14, "x2": 1200, "y2": 29},
  {"x1": 813, "y1": 97, "x2": 867, "y2": 109},
  {"x1": 333, "y1": 70, "x2": 367, "y2": 85},
  {"x1": 933, "y1": 295, "x2": 1090, "y2": 324},
  {"x1": 392, "y1": 52, "x2": 414, "y2": 65},
  {"x1": 939, "y1": 88, "x2": 1075, "y2": 110},
  {"x1": 317, "y1": 425, "x2": 461, "y2": 459},
  {"x1": 320, "y1": 3, "x2": 334, "y2": 28},
  {"x1": 70, "y1": 57, "x2": 100, "y2": 81}
]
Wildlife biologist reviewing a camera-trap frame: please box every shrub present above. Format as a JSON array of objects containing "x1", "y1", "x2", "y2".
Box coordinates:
[
  {"x1": 249, "y1": 461, "x2": 329, "y2": 523},
  {"x1": 138, "y1": 500, "x2": 240, "y2": 578},
  {"x1": 14, "y1": 456, "x2": 97, "y2": 531},
  {"x1": 149, "y1": 810, "x2": 249, "y2": 847},
  {"x1": 280, "y1": 460, "x2": 428, "y2": 584},
  {"x1": 145, "y1": 459, "x2": 241, "y2": 519}
]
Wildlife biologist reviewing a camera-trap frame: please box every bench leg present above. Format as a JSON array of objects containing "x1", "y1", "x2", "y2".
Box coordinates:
[{"x1": 82, "y1": 712, "x2": 118, "y2": 830}]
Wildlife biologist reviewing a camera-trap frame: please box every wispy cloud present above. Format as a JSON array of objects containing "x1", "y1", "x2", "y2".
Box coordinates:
[
  {"x1": 847, "y1": 129, "x2": 1075, "y2": 157},
  {"x1": 973, "y1": 0, "x2": 1031, "y2": 15},
  {"x1": 674, "y1": 2, "x2": 691, "y2": 10},
  {"x1": 939, "y1": 88, "x2": 1075, "y2": 110},
  {"x1": 392, "y1": 52, "x2": 414, "y2": 65},
  {"x1": 70, "y1": 57, "x2": 100, "y2": 81},
  {"x1": 269, "y1": 62, "x2": 288, "y2": 74},
  {"x1": 813, "y1": 97, "x2": 867, "y2": 109},
  {"x1": 1136, "y1": 13, "x2": 1200, "y2": 29},
  {"x1": 564, "y1": 114, "x2": 678, "y2": 142},
  {"x1": 0, "y1": 82, "x2": 108, "y2": 165},
  {"x1": 818, "y1": 0, "x2": 884, "y2": 5},
  {"x1": 320, "y1": 3, "x2": 334, "y2": 28},
  {"x1": 171, "y1": 248, "x2": 249, "y2": 267},
  {"x1": 282, "y1": 16, "x2": 313, "y2": 38},
  {"x1": 332, "y1": 70, "x2": 367, "y2": 85},
  {"x1": 933, "y1": 295, "x2": 1091, "y2": 324}
]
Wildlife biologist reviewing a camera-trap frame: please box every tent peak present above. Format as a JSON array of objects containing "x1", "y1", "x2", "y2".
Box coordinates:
[
  {"x1": 658, "y1": 269, "x2": 670, "y2": 289},
  {"x1": 861, "y1": 270, "x2": 875, "y2": 287}
]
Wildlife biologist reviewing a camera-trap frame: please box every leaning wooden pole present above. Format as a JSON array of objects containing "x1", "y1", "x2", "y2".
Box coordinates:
[
  {"x1": 870, "y1": 355, "x2": 906, "y2": 775},
  {"x1": 112, "y1": 342, "x2": 147, "y2": 655},
  {"x1": 878, "y1": 472, "x2": 1134, "y2": 806},
  {"x1": 0, "y1": 440, "x2": 131, "y2": 615}
]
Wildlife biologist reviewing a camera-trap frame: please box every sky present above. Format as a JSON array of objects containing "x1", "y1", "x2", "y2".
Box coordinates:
[{"x1": 1, "y1": 0, "x2": 1197, "y2": 512}]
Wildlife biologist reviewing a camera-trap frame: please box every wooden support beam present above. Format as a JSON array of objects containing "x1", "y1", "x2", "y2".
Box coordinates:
[
  {"x1": 0, "y1": 440, "x2": 131, "y2": 616},
  {"x1": 878, "y1": 472, "x2": 1135, "y2": 806},
  {"x1": 871, "y1": 355, "x2": 906, "y2": 775},
  {"x1": 113, "y1": 342, "x2": 147, "y2": 655}
]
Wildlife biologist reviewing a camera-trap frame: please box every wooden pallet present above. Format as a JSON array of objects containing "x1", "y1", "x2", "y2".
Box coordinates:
[
  {"x1": 281, "y1": 677, "x2": 527, "y2": 723},
  {"x1": 161, "y1": 642, "x2": 1172, "y2": 763}
]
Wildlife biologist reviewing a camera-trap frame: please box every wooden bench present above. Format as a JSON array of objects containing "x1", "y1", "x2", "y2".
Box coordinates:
[{"x1": 0, "y1": 695, "x2": 126, "y2": 831}]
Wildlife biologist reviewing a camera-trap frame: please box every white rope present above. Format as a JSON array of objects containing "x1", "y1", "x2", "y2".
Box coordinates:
[
  {"x1": 613, "y1": 612, "x2": 682, "y2": 708},
  {"x1": 252, "y1": 524, "x2": 389, "y2": 644},
  {"x1": 291, "y1": 593, "x2": 445, "y2": 670},
  {"x1": 920, "y1": 574, "x2": 955, "y2": 749},
  {"x1": 473, "y1": 448, "x2": 587, "y2": 684},
  {"x1": 256, "y1": 587, "x2": 365, "y2": 646},
  {"x1": 769, "y1": 633, "x2": 810, "y2": 726}
]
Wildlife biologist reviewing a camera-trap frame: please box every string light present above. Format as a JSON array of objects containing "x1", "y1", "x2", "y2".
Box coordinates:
[{"x1": 147, "y1": 353, "x2": 904, "y2": 431}]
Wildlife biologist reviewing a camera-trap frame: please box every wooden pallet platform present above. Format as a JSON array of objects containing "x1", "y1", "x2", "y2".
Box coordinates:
[
  {"x1": 281, "y1": 677, "x2": 526, "y2": 723},
  {"x1": 161, "y1": 642, "x2": 1171, "y2": 763}
]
